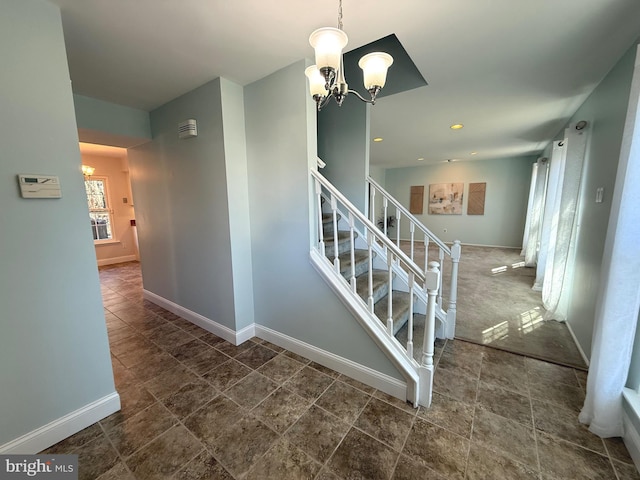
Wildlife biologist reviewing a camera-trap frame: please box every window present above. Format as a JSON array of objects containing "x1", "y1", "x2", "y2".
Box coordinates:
[{"x1": 84, "y1": 177, "x2": 114, "y2": 242}]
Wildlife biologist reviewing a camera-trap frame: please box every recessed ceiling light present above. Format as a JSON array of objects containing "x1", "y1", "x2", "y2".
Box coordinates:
[
  {"x1": 373, "y1": 137, "x2": 383, "y2": 142},
  {"x1": 470, "y1": 151, "x2": 478, "y2": 155},
  {"x1": 450, "y1": 124, "x2": 464, "y2": 130},
  {"x1": 417, "y1": 157, "x2": 425, "y2": 161}
]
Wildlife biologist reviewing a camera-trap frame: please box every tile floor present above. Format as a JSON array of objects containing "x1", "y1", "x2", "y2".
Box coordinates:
[{"x1": 42, "y1": 262, "x2": 639, "y2": 479}]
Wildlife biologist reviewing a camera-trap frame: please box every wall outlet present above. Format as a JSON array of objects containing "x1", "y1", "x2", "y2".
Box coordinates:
[{"x1": 596, "y1": 187, "x2": 604, "y2": 203}]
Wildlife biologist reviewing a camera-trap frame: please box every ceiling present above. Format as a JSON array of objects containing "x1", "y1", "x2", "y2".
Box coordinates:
[{"x1": 50, "y1": 0, "x2": 640, "y2": 167}]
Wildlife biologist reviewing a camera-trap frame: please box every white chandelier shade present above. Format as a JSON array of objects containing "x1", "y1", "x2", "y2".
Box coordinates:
[
  {"x1": 305, "y1": 65, "x2": 329, "y2": 97},
  {"x1": 359, "y1": 52, "x2": 394, "y2": 90},
  {"x1": 309, "y1": 27, "x2": 348, "y2": 72}
]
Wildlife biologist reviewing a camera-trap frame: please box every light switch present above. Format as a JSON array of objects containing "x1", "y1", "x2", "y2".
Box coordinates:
[{"x1": 595, "y1": 187, "x2": 604, "y2": 203}]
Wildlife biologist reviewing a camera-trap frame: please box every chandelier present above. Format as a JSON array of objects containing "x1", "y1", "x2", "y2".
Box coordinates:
[
  {"x1": 305, "y1": 0, "x2": 393, "y2": 111},
  {"x1": 81, "y1": 165, "x2": 95, "y2": 179}
]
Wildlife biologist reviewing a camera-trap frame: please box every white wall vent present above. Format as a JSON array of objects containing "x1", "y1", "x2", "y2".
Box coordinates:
[{"x1": 178, "y1": 119, "x2": 197, "y2": 139}]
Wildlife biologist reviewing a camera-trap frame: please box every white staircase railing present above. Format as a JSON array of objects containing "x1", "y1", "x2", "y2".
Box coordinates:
[
  {"x1": 367, "y1": 176, "x2": 461, "y2": 339},
  {"x1": 310, "y1": 169, "x2": 440, "y2": 407}
]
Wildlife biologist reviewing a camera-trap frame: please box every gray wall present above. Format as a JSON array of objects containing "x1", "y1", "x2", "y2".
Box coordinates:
[
  {"x1": 73, "y1": 94, "x2": 151, "y2": 147},
  {"x1": 564, "y1": 41, "x2": 638, "y2": 358},
  {"x1": 318, "y1": 98, "x2": 370, "y2": 213},
  {"x1": 128, "y1": 79, "x2": 239, "y2": 330},
  {"x1": 383, "y1": 156, "x2": 535, "y2": 247},
  {"x1": 0, "y1": 0, "x2": 115, "y2": 445},
  {"x1": 245, "y1": 60, "x2": 403, "y2": 379},
  {"x1": 220, "y1": 78, "x2": 255, "y2": 330}
]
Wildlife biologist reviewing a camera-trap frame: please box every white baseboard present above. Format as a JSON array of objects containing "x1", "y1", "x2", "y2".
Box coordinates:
[
  {"x1": 255, "y1": 324, "x2": 407, "y2": 401},
  {"x1": 143, "y1": 291, "x2": 408, "y2": 400},
  {"x1": 96, "y1": 255, "x2": 138, "y2": 267},
  {"x1": 565, "y1": 320, "x2": 590, "y2": 367},
  {"x1": 143, "y1": 290, "x2": 255, "y2": 346},
  {"x1": 0, "y1": 392, "x2": 120, "y2": 454}
]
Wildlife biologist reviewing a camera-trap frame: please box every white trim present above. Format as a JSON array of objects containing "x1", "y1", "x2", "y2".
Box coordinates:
[
  {"x1": 96, "y1": 254, "x2": 137, "y2": 266},
  {"x1": 0, "y1": 392, "x2": 120, "y2": 454},
  {"x1": 255, "y1": 324, "x2": 407, "y2": 401},
  {"x1": 565, "y1": 319, "x2": 590, "y2": 367},
  {"x1": 142, "y1": 290, "x2": 255, "y2": 346},
  {"x1": 236, "y1": 323, "x2": 256, "y2": 344},
  {"x1": 94, "y1": 240, "x2": 121, "y2": 246},
  {"x1": 623, "y1": 388, "x2": 640, "y2": 471},
  {"x1": 459, "y1": 242, "x2": 521, "y2": 249}
]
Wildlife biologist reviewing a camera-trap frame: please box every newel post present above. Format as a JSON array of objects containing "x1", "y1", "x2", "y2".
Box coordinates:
[
  {"x1": 446, "y1": 240, "x2": 461, "y2": 339},
  {"x1": 418, "y1": 261, "x2": 440, "y2": 407}
]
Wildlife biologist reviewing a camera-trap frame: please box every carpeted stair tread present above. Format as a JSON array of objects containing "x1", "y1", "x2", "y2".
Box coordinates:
[
  {"x1": 338, "y1": 249, "x2": 371, "y2": 278},
  {"x1": 374, "y1": 291, "x2": 412, "y2": 335},
  {"x1": 355, "y1": 270, "x2": 389, "y2": 305},
  {"x1": 322, "y1": 213, "x2": 341, "y2": 234},
  {"x1": 324, "y1": 230, "x2": 357, "y2": 257}
]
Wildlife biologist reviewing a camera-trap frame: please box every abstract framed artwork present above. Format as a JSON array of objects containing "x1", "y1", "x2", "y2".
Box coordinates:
[{"x1": 428, "y1": 183, "x2": 463, "y2": 215}]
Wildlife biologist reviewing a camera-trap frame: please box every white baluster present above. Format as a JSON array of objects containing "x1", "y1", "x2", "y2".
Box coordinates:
[
  {"x1": 418, "y1": 261, "x2": 440, "y2": 407},
  {"x1": 446, "y1": 240, "x2": 461, "y2": 339},
  {"x1": 331, "y1": 194, "x2": 340, "y2": 274},
  {"x1": 437, "y1": 248, "x2": 445, "y2": 309},
  {"x1": 370, "y1": 187, "x2": 376, "y2": 225},
  {"x1": 316, "y1": 179, "x2": 325, "y2": 256},
  {"x1": 382, "y1": 197, "x2": 388, "y2": 237},
  {"x1": 423, "y1": 236, "x2": 429, "y2": 276},
  {"x1": 367, "y1": 232, "x2": 375, "y2": 312},
  {"x1": 349, "y1": 212, "x2": 356, "y2": 293},
  {"x1": 387, "y1": 251, "x2": 394, "y2": 335},
  {"x1": 410, "y1": 222, "x2": 415, "y2": 262},
  {"x1": 407, "y1": 271, "x2": 415, "y2": 360},
  {"x1": 396, "y1": 210, "x2": 402, "y2": 249}
]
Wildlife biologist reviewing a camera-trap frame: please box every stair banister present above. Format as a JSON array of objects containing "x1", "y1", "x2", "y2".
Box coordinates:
[
  {"x1": 446, "y1": 240, "x2": 462, "y2": 338},
  {"x1": 311, "y1": 168, "x2": 444, "y2": 407},
  {"x1": 368, "y1": 176, "x2": 461, "y2": 339},
  {"x1": 313, "y1": 170, "x2": 426, "y2": 285},
  {"x1": 367, "y1": 176, "x2": 450, "y2": 254},
  {"x1": 419, "y1": 261, "x2": 440, "y2": 406},
  {"x1": 406, "y1": 271, "x2": 415, "y2": 359}
]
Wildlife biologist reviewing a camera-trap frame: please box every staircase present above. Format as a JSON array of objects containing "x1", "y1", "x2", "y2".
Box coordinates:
[
  {"x1": 323, "y1": 213, "x2": 414, "y2": 337},
  {"x1": 309, "y1": 166, "x2": 460, "y2": 408}
]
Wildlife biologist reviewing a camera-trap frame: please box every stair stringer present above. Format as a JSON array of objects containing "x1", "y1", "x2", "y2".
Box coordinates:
[{"x1": 310, "y1": 249, "x2": 421, "y2": 406}]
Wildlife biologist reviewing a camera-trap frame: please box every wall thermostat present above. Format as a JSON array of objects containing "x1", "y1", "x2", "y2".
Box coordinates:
[{"x1": 18, "y1": 174, "x2": 62, "y2": 199}]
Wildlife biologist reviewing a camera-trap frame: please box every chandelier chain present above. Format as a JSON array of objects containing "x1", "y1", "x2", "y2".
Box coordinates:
[{"x1": 337, "y1": 0, "x2": 343, "y2": 30}]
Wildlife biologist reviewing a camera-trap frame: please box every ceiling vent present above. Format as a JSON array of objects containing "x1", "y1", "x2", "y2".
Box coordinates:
[{"x1": 178, "y1": 119, "x2": 197, "y2": 139}]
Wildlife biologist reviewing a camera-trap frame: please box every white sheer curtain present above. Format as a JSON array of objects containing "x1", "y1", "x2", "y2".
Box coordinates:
[
  {"x1": 580, "y1": 46, "x2": 640, "y2": 438},
  {"x1": 533, "y1": 141, "x2": 566, "y2": 291},
  {"x1": 542, "y1": 126, "x2": 589, "y2": 321},
  {"x1": 521, "y1": 162, "x2": 538, "y2": 256},
  {"x1": 522, "y1": 158, "x2": 549, "y2": 267}
]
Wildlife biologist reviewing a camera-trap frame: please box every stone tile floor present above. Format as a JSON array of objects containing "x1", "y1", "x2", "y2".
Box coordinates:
[{"x1": 42, "y1": 262, "x2": 640, "y2": 479}]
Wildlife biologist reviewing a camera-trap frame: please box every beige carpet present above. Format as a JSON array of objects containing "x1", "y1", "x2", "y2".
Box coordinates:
[{"x1": 399, "y1": 242, "x2": 587, "y2": 369}]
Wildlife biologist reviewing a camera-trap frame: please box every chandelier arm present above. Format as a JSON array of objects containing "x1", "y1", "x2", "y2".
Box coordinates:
[
  {"x1": 319, "y1": 94, "x2": 333, "y2": 110},
  {"x1": 347, "y1": 89, "x2": 375, "y2": 104}
]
